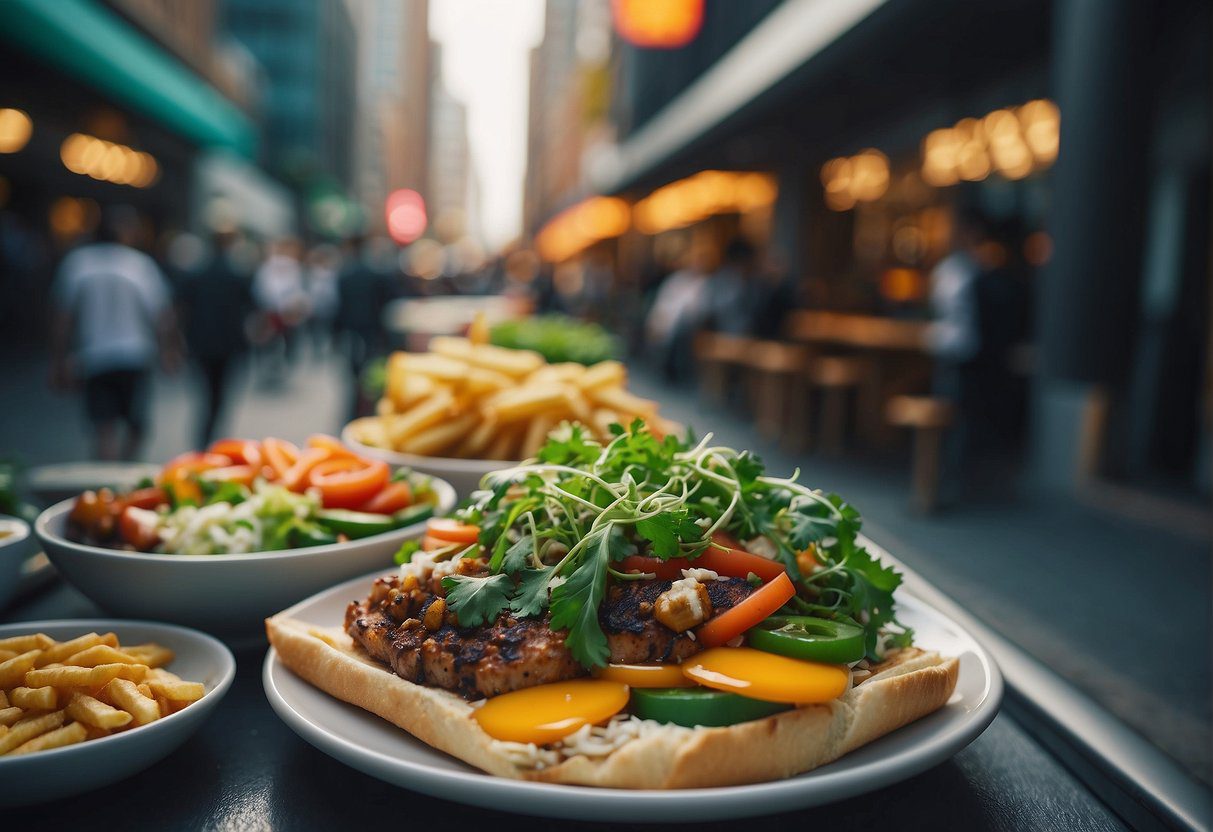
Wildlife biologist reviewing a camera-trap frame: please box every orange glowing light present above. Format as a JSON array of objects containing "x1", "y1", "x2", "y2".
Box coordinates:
[
  {"x1": 0, "y1": 109, "x2": 32, "y2": 154},
  {"x1": 920, "y1": 99, "x2": 1059, "y2": 187},
  {"x1": 385, "y1": 188, "x2": 427, "y2": 245},
  {"x1": 821, "y1": 149, "x2": 888, "y2": 211},
  {"x1": 612, "y1": 0, "x2": 703, "y2": 49},
  {"x1": 536, "y1": 196, "x2": 631, "y2": 262}
]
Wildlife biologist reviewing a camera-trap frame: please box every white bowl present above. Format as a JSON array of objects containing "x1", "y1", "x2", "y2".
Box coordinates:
[
  {"x1": 0, "y1": 516, "x2": 35, "y2": 610},
  {"x1": 0, "y1": 618, "x2": 234, "y2": 807},
  {"x1": 341, "y1": 424, "x2": 516, "y2": 498},
  {"x1": 33, "y1": 477, "x2": 455, "y2": 634}
]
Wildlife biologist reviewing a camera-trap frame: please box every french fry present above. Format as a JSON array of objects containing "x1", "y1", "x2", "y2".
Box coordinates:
[
  {"x1": 0, "y1": 633, "x2": 54, "y2": 653},
  {"x1": 387, "y1": 359, "x2": 438, "y2": 409},
  {"x1": 520, "y1": 413, "x2": 558, "y2": 460},
  {"x1": 0, "y1": 649, "x2": 16, "y2": 662},
  {"x1": 464, "y1": 366, "x2": 514, "y2": 396},
  {"x1": 453, "y1": 413, "x2": 499, "y2": 459},
  {"x1": 65, "y1": 644, "x2": 144, "y2": 667},
  {"x1": 124, "y1": 643, "x2": 175, "y2": 669},
  {"x1": 528, "y1": 362, "x2": 586, "y2": 386},
  {"x1": 25, "y1": 662, "x2": 147, "y2": 688},
  {"x1": 346, "y1": 416, "x2": 391, "y2": 450},
  {"x1": 393, "y1": 353, "x2": 469, "y2": 383},
  {"x1": 9, "y1": 686, "x2": 57, "y2": 711},
  {"x1": 561, "y1": 386, "x2": 593, "y2": 424},
  {"x1": 576, "y1": 360, "x2": 626, "y2": 391},
  {"x1": 467, "y1": 312, "x2": 491, "y2": 345},
  {"x1": 397, "y1": 412, "x2": 479, "y2": 457},
  {"x1": 484, "y1": 385, "x2": 567, "y2": 423},
  {"x1": 0, "y1": 649, "x2": 41, "y2": 687},
  {"x1": 7, "y1": 721, "x2": 87, "y2": 756},
  {"x1": 484, "y1": 423, "x2": 525, "y2": 461},
  {"x1": 98, "y1": 678, "x2": 160, "y2": 726},
  {"x1": 375, "y1": 398, "x2": 396, "y2": 417},
  {"x1": 66, "y1": 692, "x2": 132, "y2": 729},
  {"x1": 0, "y1": 688, "x2": 8, "y2": 708},
  {"x1": 386, "y1": 389, "x2": 455, "y2": 446},
  {"x1": 465, "y1": 344, "x2": 544, "y2": 378},
  {"x1": 587, "y1": 385, "x2": 658, "y2": 419},
  {"x1": 35, "y1": 632, "x2": 117, "y2": 666},
  {"x1": 428, "y1": 336, "x2": 475, "y2": 361},
  {"x1": 591, "y1": 408, "x2": 621, "y2": 437},
  {"x1": 0, "y1": 707, "x2": 24, "y2": 726},
  {"x1": 0, "y1": 710, "x2": 64, "y2": 755}
]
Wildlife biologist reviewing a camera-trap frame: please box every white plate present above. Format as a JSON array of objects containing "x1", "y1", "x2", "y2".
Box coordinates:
[
  {"x1": 263, "y1": 570, "x2": 1003, "y2": 821},
  {"x1": 0, "y1": 619, "x2": 235, "y2": 807},
  {"x1": 341, "y1": 426, "x2": 515, "y2": 499},
  {"x1": 34, "y1": 475, "x2": 455, "y2": 634}
]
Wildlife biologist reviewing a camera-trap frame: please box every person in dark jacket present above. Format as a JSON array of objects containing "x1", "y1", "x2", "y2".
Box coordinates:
[
  {"x1": 335, "y1": 235, "x2": 400, "y2": 420},
  {"x1": 176, "y1": 231, "x2": 253, "y2": 446}
]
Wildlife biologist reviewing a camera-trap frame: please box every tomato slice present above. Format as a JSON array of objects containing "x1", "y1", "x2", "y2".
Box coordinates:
[
  {"x1": 306, "y1": 434, "x2": 357, "y2": 458},
  {"x1": 425, "y1": 518, "x2": 481, "y2": 544},
  {"x1": 198, "y1": 465, "x2": 259, "y2": 488},
  {"x1": 473, "y1": 680, "x2": 629, "y2": 744},
  {"x1": 696, "y1": 572, "x2": 795, "y2": 648},
  {"x1": 359, "y1": 480, "x2": 413, "y2": 515},
  {"x1": 207, "y1": 438, "x2": 262, "y2": 467},
  {"x1": 282, "y1": 448, "x2": 331, "y2": 492},
  {"x1": 681, "y1": 647, "x2": 849, "y2": 704},
  {"x1": 594, "y1": 663, "x2": 694, "y2": 688},
  {"x1": 308, "y1": 457, "x2": 389, "y2": 509},
  {"x1": 421, "y1": 534, "x2": 456, "y2": 551},
  {"x1": 118, "y1": 506, "x2": 161, "y2": 551},
  {"x1": 262, "y1": 438, "x2": 300, "y2": 479},
  {"x1": 617, "y1": 546, "x2": 785, "y2": 583},
  {"x1": 119, "y1": 487, "x2": 168, "y2": 510},
  {"x1": 159, "y1": 452, "x2": 231, "y2": 505}
]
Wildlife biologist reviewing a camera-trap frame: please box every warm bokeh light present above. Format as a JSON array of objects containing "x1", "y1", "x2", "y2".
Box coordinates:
[
  {"x1": 536, "y1": 196, "x2": 631, "y2": 262},
  {"x1": 821, "y1": 149, "x2": 889, "y2": 211},
  {"x1": 612, "y1": 0, "x2": 703, "y2": 49},
  {"x1": 59, "y1": 133, "x2": 158, "y2": 188},
  {"x1": 632, "y1": 171, "x2": 776, "y2": 235},
  {"x1": 385, "y1": 188, "x2": 428, "y2": 246},
  {"x1": 879, "y1": 267, "x2": 927, "y2": 303},
  {"x1": 0, "y1": 108, "x2": 33, "y2": 154},
  {"x1": 921, "y1": 99, "x2": 1059, "y2": 187},
  {"x1": 48, "y1": 196, "x2": 101, "y2": 240}
]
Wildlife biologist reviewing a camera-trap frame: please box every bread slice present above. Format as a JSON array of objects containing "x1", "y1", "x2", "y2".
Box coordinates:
[{"x1": 266, "y1": 615, "x2": 959, "y2": 788}]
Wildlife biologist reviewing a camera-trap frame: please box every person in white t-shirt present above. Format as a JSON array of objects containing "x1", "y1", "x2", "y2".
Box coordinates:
[{"x1": 50, "y1": 209, "x2": 181, "y2": 460}]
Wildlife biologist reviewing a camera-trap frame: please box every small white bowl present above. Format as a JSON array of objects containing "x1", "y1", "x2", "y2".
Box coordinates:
[
  {"x1": 0, "y1": 618, "x2": 234, "y2": 807},
  {"x1": 33, "y1": 477, "x2": 455, "y2": 634},
  {"x1": 0, "y1": 516, "x2": 35, "y2": 610},
  {"x1": 341, "y1": 424, "x2": 516, "y2": 498}
]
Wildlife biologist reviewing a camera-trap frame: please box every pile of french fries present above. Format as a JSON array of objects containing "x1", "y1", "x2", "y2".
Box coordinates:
[
  {"x1": 0, "y1": 632, "x2": 206, "y2": 756},
  {"x1": 348, "y1": 324, "x2": 677, "y2": 461}
]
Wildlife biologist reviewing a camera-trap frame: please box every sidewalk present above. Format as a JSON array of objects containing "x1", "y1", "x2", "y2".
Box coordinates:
[
  {"x1": 1, "y1": 348, "x2": 350, "y2": 466},
  {"x1": 629, "y1": 369, "x2": 1212, "y2": 786}
]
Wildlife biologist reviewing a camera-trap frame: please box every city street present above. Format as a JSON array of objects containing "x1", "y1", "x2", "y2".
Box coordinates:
[{"x1": 3, "y1": 344, "x2": 1208, "y2": 785}]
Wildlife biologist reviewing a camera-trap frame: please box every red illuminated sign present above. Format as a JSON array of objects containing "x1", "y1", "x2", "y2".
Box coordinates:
[
  {"x1": 385, "y1": 189, "x2": 427, "y2": 245},
  {"x1": 612, "y1": 0, "x2": 703, "y2": 49}
]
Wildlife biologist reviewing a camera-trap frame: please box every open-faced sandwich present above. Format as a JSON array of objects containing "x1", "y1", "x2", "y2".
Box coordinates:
[{"x1": 267, "y1": 423, "x2": 957, "y2": 788}]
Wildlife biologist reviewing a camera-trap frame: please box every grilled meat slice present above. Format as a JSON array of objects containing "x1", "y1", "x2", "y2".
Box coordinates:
[
  {"x1": 346, "y1": 573, "x2": 757, "y2": 699},
  {"x1": 600, "y1": 577, "x2": 754, "y2": 663},
  {"x1": 346, "y1": 574, "x2": 584, "y2": 699}
]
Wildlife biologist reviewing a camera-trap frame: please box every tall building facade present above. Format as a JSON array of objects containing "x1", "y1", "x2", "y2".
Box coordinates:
[
  {"x1": 522, "y1": 0, "x2": 611, "y2": 237},
  {"x1": 428, "y1": 46, "x2": 472, "y2": 243},
  {"x1": 220, "y1": 0, "x2": 357, "y2": 191},
  {"x1": 350, "y1": 0, "x2": 431, "y2": 233}
]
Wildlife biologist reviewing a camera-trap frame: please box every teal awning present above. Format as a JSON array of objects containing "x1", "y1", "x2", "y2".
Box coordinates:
[{"x1": 0, "y1": 0, "x2": 256, "y2": 157}]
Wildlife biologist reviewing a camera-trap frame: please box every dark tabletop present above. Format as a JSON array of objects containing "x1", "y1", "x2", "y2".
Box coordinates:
[{"x1": 3, "y1": 583, "x2": 1127, "y2": 832}]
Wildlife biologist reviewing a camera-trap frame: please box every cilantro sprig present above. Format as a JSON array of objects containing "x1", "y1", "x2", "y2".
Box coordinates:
[{"x1": 441, "y1": 421, "x2": 911, "y2": 667}]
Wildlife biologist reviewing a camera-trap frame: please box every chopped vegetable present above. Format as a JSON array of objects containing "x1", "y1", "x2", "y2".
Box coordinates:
[
  {"x1": 696, "y1": 572, "x2": 795, "y2": 648},
  {"x1": 630, "y1": 687, "x2": 790, "y2": 727},
  {"x1": 681, "y1": 647, "x2": 849, "y2": 704}
]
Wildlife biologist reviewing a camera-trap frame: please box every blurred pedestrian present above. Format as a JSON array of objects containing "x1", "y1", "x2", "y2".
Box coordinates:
[
  {"x1": 645, "y1": 243, "x2": 712, "y2": 381},
  {"x1": 49, "y1": 207, "x2": 181, "y2": 461},
  {"x1": 176, "y1": 231, "x2": 254, "y2": 446},
  {"x1": 704, "y1": 237, "x2": 758, "y2": 335},
  {"x1": 335, "y1": 235, "x2": 398, "y2": 420},
  {"x1": 304, "y1": 243, "x2": 341, "y2": 355},
  {"x1": 252, "y1": 237, "x2": 307, "y2": 377}
]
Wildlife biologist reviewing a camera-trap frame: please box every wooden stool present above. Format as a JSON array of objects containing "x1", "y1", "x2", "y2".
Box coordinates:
[
  {"x1": 886, "y1": 395, "x2": 955, "y2": 513},
  {"x1": 741, "y1": 341, "x2": 811, "y2": 446},
  {"x1": 808, "y1": 355, "x2": 868, "y2": 455},
  {"x1": 694, "y1": 332, "x2": 756, "y2": 406}
]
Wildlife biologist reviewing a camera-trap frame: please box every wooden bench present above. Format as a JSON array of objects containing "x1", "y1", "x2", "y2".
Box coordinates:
[
  {"x1": 741, "y1": 341, "x2": 812, "y2": 446},
  {"x1": 693, "y1": 332, "x2": 758, "y2": 407},
  {"x1": 808, "y1": 355, "x2": 870, "y2": 455},
  {"x1": 886, "y1": 395, "x2": 955, "y2": 513}
]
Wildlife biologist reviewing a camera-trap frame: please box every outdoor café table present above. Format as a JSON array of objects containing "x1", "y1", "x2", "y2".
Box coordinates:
[{"x1": 5, "y1": 561, "x2": 1203, "y2": 831}]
